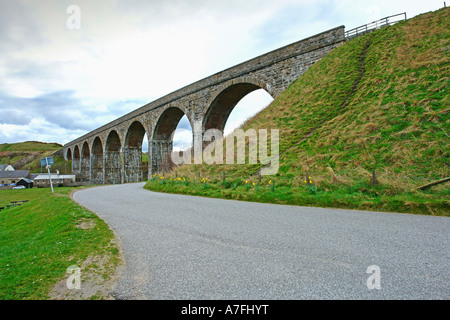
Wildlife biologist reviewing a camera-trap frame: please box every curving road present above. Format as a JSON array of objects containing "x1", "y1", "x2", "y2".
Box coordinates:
[{"x1": 72, "y1": 182, "x2": 449, "y2": 300}]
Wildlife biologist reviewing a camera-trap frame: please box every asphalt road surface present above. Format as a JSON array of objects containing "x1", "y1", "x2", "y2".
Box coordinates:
[{"x1": 73, "y1": 182, "x2": 449, "y2": 300}]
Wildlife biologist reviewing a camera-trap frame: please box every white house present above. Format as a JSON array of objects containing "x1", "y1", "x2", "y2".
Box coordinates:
[
  {"x1": 0, "y1": 164, "x2": 15, "y2": 171},
  {"x1": 33, "y1": 174, "x2": 76, "y2": 187}
]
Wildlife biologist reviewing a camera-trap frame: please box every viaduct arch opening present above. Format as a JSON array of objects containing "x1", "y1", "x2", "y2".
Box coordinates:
[
  {"x1": 91, "y1": 137, "x2": 104, "y2": 185},
  {"x1": 202, "y1": 82, "x2": 274, "y2": 159},
  {"x1": 80, "y1": 142, "x2": 91, "y2": 182},
  {"x1": 66, "y1": 148, "x2": 72, "y2": 161},
  {"x1": 172, "y1": 115, "x2": 193, "y2": 154},
  {"x1": 151, "y1": 107, "x2": 187, "y2": 174},
  {"x1": 105, "y1": 130, "x2": 122, "y2": 184},
  {"x1": 73, "y1": 145, "x2": 80, "y2": 175},
  {"x1": 223, "y1": 88, "x2": 274, "y2": 136},
  {"x1": 124, "y1": 121, "x2": 147, "y2": 183},
  {"x1": 203, "y1": 82, "x2": 274, "y2": 134}
]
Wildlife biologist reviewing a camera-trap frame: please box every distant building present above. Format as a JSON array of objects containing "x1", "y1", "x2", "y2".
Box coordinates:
[
  {"x1": 16, "y1": 178, "x2": 34, "y2": 189},
  {"x1": 0, "y1": 170, "x2": 30, "y2": 186},
  {"x1": 29, "y1": 174, "x2": 40, "y2": 181},
  {"x1": 0, "y1": 164, "x2": 15, "y2": 171},
  {"x1": 33, "y1": 174, "x2": 76, "y2": 187}
]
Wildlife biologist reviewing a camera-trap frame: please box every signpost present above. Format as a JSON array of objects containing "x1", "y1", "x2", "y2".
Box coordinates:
[{"x1": 40, "y1": 156, "x2": 54, "y2": 193}]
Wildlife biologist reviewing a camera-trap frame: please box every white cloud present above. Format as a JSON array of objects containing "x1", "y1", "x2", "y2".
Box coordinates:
[
  {"x1": 0, "y1": 118, "x2": 85, "y2": 144},
  {"x1": 94, "y1": 105, "x2": 108, "y2": 113}
]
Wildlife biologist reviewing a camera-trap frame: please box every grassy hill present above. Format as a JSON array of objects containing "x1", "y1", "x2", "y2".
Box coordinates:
[
  {"x1": 0, "y1": 141, "x2": 62, "y2": 152},
  {"x1": 0, "y1": 141, "x2": 72, "y2": 174},
  {"x1": 145, "y1": 8, "x2": 449, "y2": 216}
]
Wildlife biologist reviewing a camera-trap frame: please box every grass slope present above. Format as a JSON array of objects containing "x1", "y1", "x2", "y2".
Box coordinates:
[
  {"x1": 145, "y1": 8, "x2": 450, "y2": 216},
  {"x1": 0, "y1": 141, "x2": 62, "y2": 152}
]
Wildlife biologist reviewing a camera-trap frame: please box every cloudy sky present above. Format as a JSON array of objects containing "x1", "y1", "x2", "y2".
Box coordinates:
[{"x1": 0, "y1": 0, "x2": 444, "y2": 150}]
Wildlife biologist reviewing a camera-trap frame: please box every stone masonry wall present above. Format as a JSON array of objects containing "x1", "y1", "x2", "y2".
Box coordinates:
[{"x1": 64, "y1": 26, "x2": 346, "y2": 183}]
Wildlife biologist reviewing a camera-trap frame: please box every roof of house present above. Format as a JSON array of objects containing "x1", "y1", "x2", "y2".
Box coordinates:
[
  {"x1": 34, "y1": 174, "x2": 76, "y2": 180},
  {"x1": 17, "y1": 178, "x2": 33, "y2": 184},
  {"x1": 0, "y1": 164, "x2": 14, "y2": 171},
  {"x1": 29, "y1": 174, "x2": 40, "y2": 180},
  {"x1": 0, "y1": 170, "x2": 29, "y2": 179}
]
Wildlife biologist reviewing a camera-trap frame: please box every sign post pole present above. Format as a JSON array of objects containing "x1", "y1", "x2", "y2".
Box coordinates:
[
  {"x1": 41, "y1": 157, "x2": 54, "y2": 193},
  {"x1": 46, "y1": 158, "x2": 54, "y2": 193}
]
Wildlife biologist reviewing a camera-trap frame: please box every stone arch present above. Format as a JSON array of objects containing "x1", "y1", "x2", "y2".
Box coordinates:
[
  {"x1": 152, "y1": 107, "x2": 187, "y2": 141},
  {"x1": 125, "y1": 120, "x2": 147, "y2": 148},
  {"x1": 66, "y1": 148, "x2": 72, "y2": 161},
  {"x1": 105, "y1": 130, "x2": 122, "y2": 152},
  {"x1": 72, "y1": 145, "x2": 81, "y2": 175},
  {"x1": 203, "y1": 78, "x2": 274, "y2": 133},
  {"x1": 151, "y1": 106, "x2": 189, "y2": 174},
  {"x1": 81, "y1": 141, "x2": 90, "y2": 158},
  {"x1": 73, "y1": 145, "x2": 80, "y2": 159},
  {"x1": 80, "y1": 141, "x2": 91, "y2": 182},
  {"x1": 104, "y1": 130, "x2": 122, "y2": 184},
  {"x1": 91, "y1": 137, "x2": 104, "y2": 185},
  {"x1": 92, "y1": 137, "x2": 103, "y2": 155},
  {"x1": 123, "y1": 120, "x2": 147, "y2": 183}
]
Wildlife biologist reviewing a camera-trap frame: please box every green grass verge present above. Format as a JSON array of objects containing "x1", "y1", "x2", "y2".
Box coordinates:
[
  {"x1": 145, "y1": 175, "x2": 449, "y2": 216},
  {"x1": 0, "y1": 187, "x2": 121, "y2": 300}
]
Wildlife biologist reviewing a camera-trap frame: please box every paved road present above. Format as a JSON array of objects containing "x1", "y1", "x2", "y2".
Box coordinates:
[{"x1": 73, "y1": 182, "x2": 449, "y2": 300}]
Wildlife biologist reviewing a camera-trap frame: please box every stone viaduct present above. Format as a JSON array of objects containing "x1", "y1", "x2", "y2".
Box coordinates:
[{"x1": 63, "y1": 26, "x2": 345, "y2": 184}]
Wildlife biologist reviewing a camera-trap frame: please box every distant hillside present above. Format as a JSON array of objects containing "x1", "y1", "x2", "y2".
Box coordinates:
[
  {"x1": 146, "y1": 8, "x2": 449, "y2": 215},
  {"x1": 0, "y1": 141, "x2": 71, "y2": 174},
  {"x1": 0, "y1": 141, "x2": 62, "y2": 152}
]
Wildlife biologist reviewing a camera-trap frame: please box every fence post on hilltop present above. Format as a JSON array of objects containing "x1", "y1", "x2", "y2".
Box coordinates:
[
  {"x1": 372, "y1": 170, "x2": 377, "y2": 186},
  {"x1": 328, "y1": 166, "x2": 339, "y2": 184}
]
